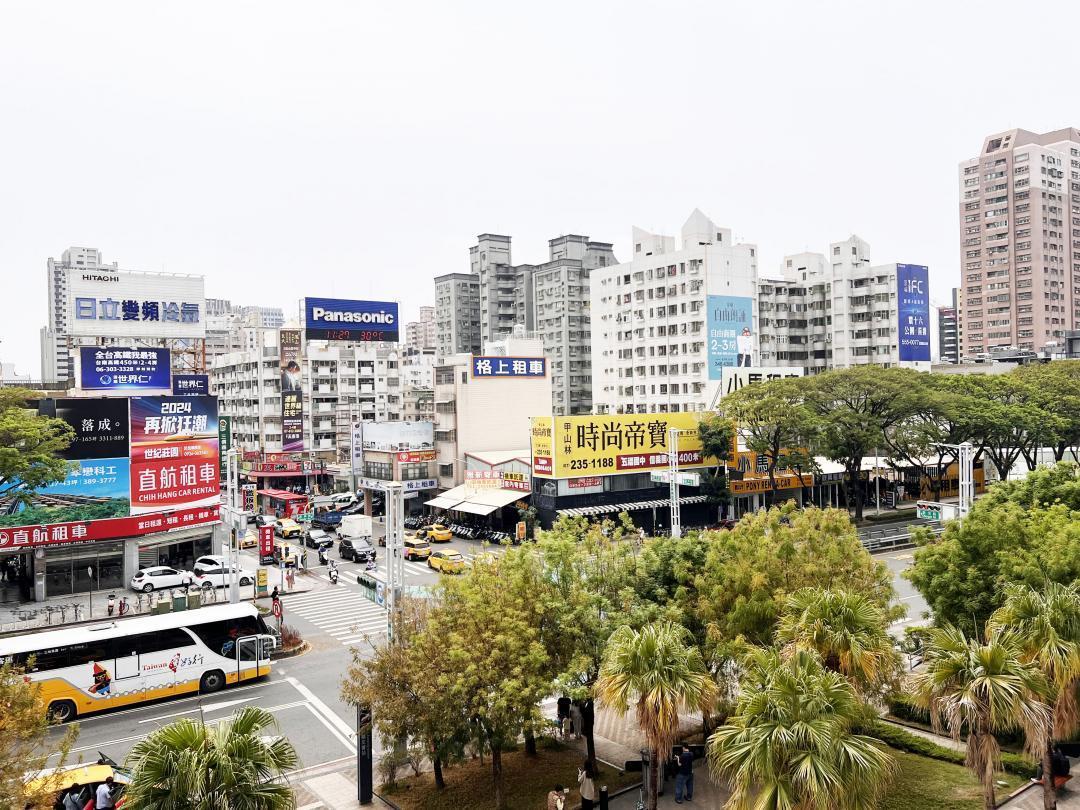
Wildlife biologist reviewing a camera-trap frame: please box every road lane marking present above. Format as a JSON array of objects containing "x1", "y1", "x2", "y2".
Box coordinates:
[
  {"x1": 137, "y1": 696, "x2": 255, "y2": 724},
  {"x1": 287, "y1": 676, "x2": 355, "y2": 754}
]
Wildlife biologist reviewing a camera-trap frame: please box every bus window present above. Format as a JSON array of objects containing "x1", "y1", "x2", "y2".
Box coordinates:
[{"x1": 187, "y1": 620, "x2": 233, "y2": 658}]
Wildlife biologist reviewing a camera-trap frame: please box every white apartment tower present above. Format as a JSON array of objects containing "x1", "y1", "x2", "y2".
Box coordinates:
[
  {"x1": 958, "y1": 128, "x2": 1080, "y2": 356},
  {"x1": 404, "y1": 306, "x2": 437, "y2": 354},
  {"x1": 40, "y1": 247, "x2": 118, "y2": 383},
  {"x1": 590, "y1": 210, "x2": 758, "y2": 414},
  {"x1": 434, "y1": 273, "x2": 482, "y2": 360}
]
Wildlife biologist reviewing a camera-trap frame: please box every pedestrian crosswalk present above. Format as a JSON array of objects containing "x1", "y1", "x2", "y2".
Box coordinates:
[{"x1": 280, "y1": 588, "x2": 388, "y2": 648}]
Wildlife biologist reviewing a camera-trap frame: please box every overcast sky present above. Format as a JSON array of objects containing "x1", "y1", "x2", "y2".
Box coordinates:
[{"x1": 2, "y1": 0, "x2": 1077, "y2": 375}]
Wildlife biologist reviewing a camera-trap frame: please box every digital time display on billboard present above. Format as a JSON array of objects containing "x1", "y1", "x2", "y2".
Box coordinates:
[{"x1": 304, "y1": 298, "x2": 399, "y2": 342}]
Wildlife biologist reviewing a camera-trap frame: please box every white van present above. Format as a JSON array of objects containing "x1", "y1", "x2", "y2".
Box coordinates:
[
  {"x1": 331, "y1": 492, "x2": 358, "y2": 509},
  {"x1": 338, "y1": 514, "x2": 372, "y2": 539}
]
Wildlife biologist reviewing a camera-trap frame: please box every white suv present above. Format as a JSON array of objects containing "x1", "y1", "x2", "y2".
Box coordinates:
[{"x1": 130, "y1": 566, "x2": 195, "y2": 593}]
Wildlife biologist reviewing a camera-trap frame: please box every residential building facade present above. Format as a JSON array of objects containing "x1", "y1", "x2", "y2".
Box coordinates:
[
  {"x1": 404, "y1": 305, "x2": 436, "y2": 353},
  {"x1": 40, "y1": 247, "x2": 117, "y2": 383},
  {"x1": 958, "y1": 127, "x2": 1080, "y2": 355},
  {"x1": 434, "y1": 273, "x2": 481, "y2": 360},
  {"x1": 938, "y1": 288, "x2": 959, "y2": 363}
]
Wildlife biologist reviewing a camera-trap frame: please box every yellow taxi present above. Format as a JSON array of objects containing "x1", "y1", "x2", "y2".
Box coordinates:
[
  {"x1": 275, "y1": 518, "x2": 302, "y2": 538},
  {"x1": 273, "y1": 539, "x2": 300, "y2": 567},
  {"x1": 238, "y1": 528, "x2": 258, "y2": 549},
  {"x1": 427, "y1": 548, "x2": 466, "y2": 574},
  {"x1": 423, "y1": 523, "x2": 453, "y2": 543},
  {"x1": 25, "y1": 759, "x2": 129, "y2": 807},
  {"x1": 403, "y1": 537, "x2": 432, "y2": 561}
]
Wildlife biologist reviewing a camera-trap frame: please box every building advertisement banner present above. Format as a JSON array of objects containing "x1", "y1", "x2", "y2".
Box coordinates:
[
  {"x1": 279, "y1": 329, "x2": 304, "y2": 451},
  {"x1": 66, "y1": 268, "x2": 206, "y2": 339},
  {"x1": 718, "y1": 366, "x2": 805, "y2": 398},
  {"x1": 258, "y1": 526, "x2": 274, "y2": 557},
  {"x1": 79, "y1": 347, "x2": 172, "y2": 391},
  {"x1": 218, "y1": 416, "x2": 232, "y2": 478},
  {"x1": 350, "y1": 422, "x2": 364, "y2": 474},
  {"x1": 360, "y1": 421, "x2": 433, "y2": 451},
  {"x1": 172, "y1": 374, "x2": 209, "y2": 396},
  {"x1": 530, "y1": 417, "x2": 553, "y2": 476},
  {"x1": 0, "y1": 505, "x2": 219, "y2": 551},
  {"x1": 396, "y1": 450, "x2": 436, "y2": 463},
  {"x1": 897, "y1": 264, "x2": 931, "y2": 362},
  {"x1": 730, "y1": 473, "x2": 814, "y2": 495},
  {"x1": 533, "y1": 412, "x2": 708, "y2": 478},
  {"x1": 706, "y1": 295, "x2": 754, "y2": 379},
  {"x1": 471, "y1": 356, "x2": 547, "y2": 378},
  {"x1": 38, "y1": 398, "x2": 130, "y2": 460},
  {"x1": 304, "y1": 297, "x2": 400, "y2": 342},
  {"x1": 129, "y1": 396, "x2": 220, "y2": 515}
]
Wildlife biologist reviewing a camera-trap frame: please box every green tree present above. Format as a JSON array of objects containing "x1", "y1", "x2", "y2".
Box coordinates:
[
  {"x1": 912, "y1": 625, "x2": 1050, "y2": 810},
  {"x1": 423, "y1": 552, "x2": 550, "y2": 809},
  {"x1": 0, "y1": 389, "x2": 74, "y2": 500},
  {"x1": 698, "y1": 414, "x2": 736, "y2": 520},
  {"x1": 123, "y1": 706, "x2": 298, "y2": 810},
  {"x1": 696, "y1": 505, "x2": 898, "y2": 651},
  {"x1": 801, "y1": 367, "x2": 927, "y2": 519},
  {"x1": 595, "y1": 622, "x2": 715, "y2": 810},
  {"x1": 720, "y1": 377, "x2": 818, "y2": 505},
  {"x1": 906, "y1": 468, "x2": 1080, "y2": 634},
  {"x1": 776, "y1": 587, "x2": 901, "y2": 699},
  {"x1": 988, "y1": 582, "x2": 1080, "y2": 810},
  {"x1": 708, "y1": 647, "x2": 895, "y2": 810},
  {"x1": 0, "y1": 662, "x2": 77, "y2": 810},
  {"x1": 342, "y1": 598, "x2": 466, "y2": 789},
  {"x1": 962, "y1": 372, "x2": 1058, "y2": 481}
]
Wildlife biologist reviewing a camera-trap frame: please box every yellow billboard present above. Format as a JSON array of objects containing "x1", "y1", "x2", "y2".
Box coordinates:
[{"x1": 531, "y1": 412, "x2": 709, "y2": 478}]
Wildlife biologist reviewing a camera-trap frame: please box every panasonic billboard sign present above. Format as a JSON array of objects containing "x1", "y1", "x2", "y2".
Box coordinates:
[{"x1": 304, "y1": 297, "x2": 400, "y2": 342}]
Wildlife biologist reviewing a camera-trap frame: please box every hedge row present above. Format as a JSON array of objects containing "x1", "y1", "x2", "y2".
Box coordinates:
[
  {"x1": 885, "y1": 695, "x2": 1028, "y2": 750},
  {"x1": 864, "y1": 720, "x2": 1037, "y2": 779}
]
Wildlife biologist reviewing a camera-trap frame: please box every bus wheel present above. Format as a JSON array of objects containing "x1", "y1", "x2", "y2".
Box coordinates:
[
  {"x1": 200, "y1": 670, "x2": 226, "y2": 694},
  {"x1": 48, "y1": 700, "x2": 76, "y2": 724}
]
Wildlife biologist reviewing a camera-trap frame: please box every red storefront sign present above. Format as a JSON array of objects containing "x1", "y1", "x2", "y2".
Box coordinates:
[
  {"x1": 396, "y1": 450, "x2": 436, "y2": 463},
  {"x1": 0, "y1": 505, "x2": 220, "y2": 551},
  {"x1": 258, "y1": 526, "x2": 274, "y2": 557},
  {"x1": 568, "y1": 476, "x2": 603, "y2": 489}
]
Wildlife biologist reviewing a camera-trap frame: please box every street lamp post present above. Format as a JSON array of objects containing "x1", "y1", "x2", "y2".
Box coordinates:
[
  {"x1": 226, "y1": 447, "x2": 241, "y2": 604},
  {"x1": 931, "y1": 441, "x2": 975, "y2": 517},
  {"x1": 383, "y1": 482, "x2": 405, "y2": 642}
]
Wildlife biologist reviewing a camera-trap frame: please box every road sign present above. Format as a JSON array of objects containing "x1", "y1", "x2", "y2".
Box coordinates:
[
  {"x1": 271, "y1": 599, "x2": 282, "y2": 620},
  {"x1": 650, "y1": 470, "x2": 701, "y2": 487}
]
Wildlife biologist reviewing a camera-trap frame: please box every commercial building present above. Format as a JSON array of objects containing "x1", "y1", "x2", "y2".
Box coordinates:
[
  {"x1": 211, "y1": 327, "x2": 403, "y2": 466},
  {"x1": 590, "y1": 210, "x2": 758, "y2": 414},
  {"x1": 756, "y1": 236, "x2": 932, "y2": 375},
  {"x1": 958, "y1": 127, "x2": 1080, "y2": 355},
  {"x1": 41, "y1": 247, "x2": 116, "y2": 383},
  {"x1": 350, "y1": 421, "x2": 437, "y2": 515},
  {"x1": 204, "y1": 300, "x2": 286, "y2": 369},
  {"x1": 433, "y1": 331, "x2": 552, "y2": 490},
  {"x1": 938, "y1": 288, "x2": 960, "y2": 363},
  {"x1": 404, "y1": 306, "x2": 436, "y2": 354},
  {"x1": 434, "y1": 273, "x2": 482, "y2": 360}
]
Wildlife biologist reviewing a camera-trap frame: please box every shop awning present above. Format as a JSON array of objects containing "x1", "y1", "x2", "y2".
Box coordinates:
[
  {"x1": 257, "y1": 489, "x2": 307, "y2": 501},
  {"x1": 453, "y1": 501, "x2": 498, "y2": 516},
  {"x1": 557, "y1": 495, "x2": 708, "y2": 518},
  {"x1": 424, "y1": 495, "x2": 464, "y2": 510}
]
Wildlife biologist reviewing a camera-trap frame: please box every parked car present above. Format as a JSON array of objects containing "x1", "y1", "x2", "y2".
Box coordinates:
[
  {"x1": 339, "y1": 537, "x2": 376, "y2": 563},
  {"x1": 340, "y1": 501, "x2": 366, "y2": 515},
  {"x1": 427, "y1": 549, "x2": 465, "y2": 574},
  {"x1": 193, "y1": 554, "x2": 229, "y2": 574},
  {"x1": 275, "y1": 518, "x2": 302, "y2": 538},
  {"x1": 194, "y1": 565, "x2": 255, "y2": 589},
  {"x1": 254, "y1": 514, "x2": 276, "y2": 527},
  {"x1": 403, "y1": 538, "x2": 432, "y2": 561},
  {"x1": 25, "y1": 754, "x2": 130, "y2": 809},
  {"x1": 331, "y1": 492, "x2": 358, "y2": 509},
  {"x1": 130, "y1": 566, "x2": 194, "y2": 592},
  {"x1": 304, "y1": 528, "x2": 335, "y2": 550},
  {"x1": 311, "y1": 510, "x2": 343, "y2": 531}
]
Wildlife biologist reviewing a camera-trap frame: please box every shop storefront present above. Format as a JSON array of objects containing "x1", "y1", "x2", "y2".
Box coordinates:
[{"x1": 240, "y1": 453, "x2": 328, "y2": 495}]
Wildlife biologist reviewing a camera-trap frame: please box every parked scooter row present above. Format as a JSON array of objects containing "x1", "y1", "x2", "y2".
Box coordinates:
[{"x1": 401, "y1": 515, "x2": 517, "y2": 544}]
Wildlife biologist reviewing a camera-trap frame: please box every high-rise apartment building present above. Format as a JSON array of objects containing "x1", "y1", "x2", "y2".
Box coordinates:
[
  {"x1": 590, "y1": 210, "x2": 758, "y2": 414},
  {"x1": 40, "y1": 247, "x2": 118, "y2": 383},
  {"x1": 938, "y1": 288, "x2": 959, "y2": 363},
  {"x1": 404, "y1": 305, "x2": 436, "y2": 354},
  {"x1": 204, "y1": 300, "x2": 286, "y2": 368},
  {"x1": 958, "y1": 128, "x2": 1080, "y2": 355},
  {"x1": 434, "y1": 273, "x2": 482, "y2": 360},
  {"x1": 470, "y1": 234, "x2": 528, "y2": 343}
]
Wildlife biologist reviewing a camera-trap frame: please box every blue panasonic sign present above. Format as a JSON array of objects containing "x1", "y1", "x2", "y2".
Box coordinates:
[{"x1": 304, "y1": 298, "x2": 400, "y2": 342}]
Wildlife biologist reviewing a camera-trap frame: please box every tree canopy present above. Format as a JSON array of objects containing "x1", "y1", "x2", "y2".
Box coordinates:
[{"x1": 0, "y1": 389, "x2": 74, "y2": 500}]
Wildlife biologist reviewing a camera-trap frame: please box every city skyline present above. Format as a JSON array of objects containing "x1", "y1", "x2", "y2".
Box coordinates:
[{"x1": 3, "y1": 0, "x2": 1079, "y2": 376}]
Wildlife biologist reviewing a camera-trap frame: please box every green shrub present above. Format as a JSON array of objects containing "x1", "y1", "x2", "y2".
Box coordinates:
[{"x1": 863, "y1": 720, "x2": 1036, "y2": 779}]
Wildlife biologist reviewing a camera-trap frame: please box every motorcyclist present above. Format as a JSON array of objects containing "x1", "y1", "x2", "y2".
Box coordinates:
[{"x1": 328, "y1": 559, "x2": 339, "y2": 584}]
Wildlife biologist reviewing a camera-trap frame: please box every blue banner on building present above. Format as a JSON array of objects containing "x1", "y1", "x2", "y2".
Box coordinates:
[
  {"x1": 172, "y1": 374, "x2": 209, "y2": 396},
  {"x1": 471, "y1": 356, "x2": 547, "y2": 378},
  {"x1": 706, "y1": 295, "x2": 754, "y2": 379},
  {"x1": 897, "y1": 264, "x2": 931, "y2": 362},
  {"x1": 304, "y1": 297, "x2": 399, "y2": 342},
  {"x1": 79, "y1": 347, "x2": 171, "y2": 391}
]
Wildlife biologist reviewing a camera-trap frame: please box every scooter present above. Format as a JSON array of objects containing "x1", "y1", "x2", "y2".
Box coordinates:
[
  {"x1": 328, "y1": 562, "x2": 339, "y2": 585},
  {"x1": 364, "y1": 559, "x2": 377, "y2": 572},
  {"x1": 318, "y1": 549, "x2": 328, "y2": 566}
]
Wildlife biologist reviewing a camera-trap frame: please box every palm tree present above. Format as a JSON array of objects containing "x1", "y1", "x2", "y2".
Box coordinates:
[
  {"x1": 595, "y1": 622, "x2": 716, "y2": 810},
  {"x1": 776, "y1": 587, "x2": 900, "y2": 697},
  {"x1": 708, "y1": 647, "x2": 894, "y2": 810},
  {"x1": 912, "y1": 625, "x2": 1051, "y2": 810},
  {"x1": 989, "y1": 582, "x2": 1080, "y2": 810},
  {"x1": 123, "y1": 706, "x2": 298, "y2": 809}
]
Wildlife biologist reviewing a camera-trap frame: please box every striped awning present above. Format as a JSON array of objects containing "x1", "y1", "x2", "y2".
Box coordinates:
[{"x1": 556, "y1": 495, "x2": 708, "y2": 518}]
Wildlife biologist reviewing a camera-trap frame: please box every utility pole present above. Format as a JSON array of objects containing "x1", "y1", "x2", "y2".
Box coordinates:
[
  {"x1": 668, "y1": 427, "x2": 682, "y2": 539},
  {"x1": 226, "y1": 447, "x2": 240, "y2": 604},
  {"x1": 931, "y1": 441, "x2": 975, "y2": 518},
  {"x1": 383, "y1": 481, "x2": 405, "y2": 641}
]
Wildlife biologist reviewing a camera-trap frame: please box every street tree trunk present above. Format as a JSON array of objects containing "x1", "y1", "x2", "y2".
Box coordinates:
[
  {"x1": 1042, "y1": 743, "x2": 1057, "y2": 810},
  {"x1": 580, "y1": 699, "x2": 597, "y2": 771},
  {"x1": 492, "y1": 745, "x2": 505, "y2": 810},
  {"x1": 432, "y1": 754, "x2": 445, "y2": 790},
  {"x1": 648, "y1": 745, "x2": 660, "y2": 810}
]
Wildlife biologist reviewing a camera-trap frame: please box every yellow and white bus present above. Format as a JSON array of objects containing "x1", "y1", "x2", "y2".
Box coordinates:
[{"x1": 0, "y1": 603, "x2": 275, "y2": 723}]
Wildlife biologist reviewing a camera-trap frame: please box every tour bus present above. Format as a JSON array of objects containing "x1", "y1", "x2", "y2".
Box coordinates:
[{"x1": 0, "y1": 603, "x2": 275, "y2": 723}]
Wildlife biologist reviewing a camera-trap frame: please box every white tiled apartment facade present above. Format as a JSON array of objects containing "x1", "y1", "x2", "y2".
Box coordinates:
[
  {"x1": 434, "y1": 273, "x2": 481, "y2": 360},
  {"x1": 211, "y1": 328, "x2": 402, "y2": 461},
  {"x1": 958, "y1": 128, "x2": 1080, "y2": 356},
  {"x1": 590, "y1": 210, "x2": 757, "y2": 414}
]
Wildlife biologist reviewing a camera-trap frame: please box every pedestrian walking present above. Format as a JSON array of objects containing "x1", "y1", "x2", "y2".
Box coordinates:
[
  {"x1": 578, "y1": 759, "x2": 598, "y2": 810},
  {"x1": 546, "y1": 784, "x2": 568, "y2": 810},
  {"x1": 674, "y1": 744, "x2": 694, "y2": 803},
  {"x1": 570, "y1": 701, "x2": 584, "y2": 740}
]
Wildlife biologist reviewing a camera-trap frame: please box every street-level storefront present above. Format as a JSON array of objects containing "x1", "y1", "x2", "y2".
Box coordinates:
[
  {"x1": 240, "y1": 453, "x2": 328, "y2": 496},
  {"x1": 0, "y1": 506, "x2": 221, "y2": 604},
  {"x1": 424, "y1": 481, "x2": 528, "y2": 529}
]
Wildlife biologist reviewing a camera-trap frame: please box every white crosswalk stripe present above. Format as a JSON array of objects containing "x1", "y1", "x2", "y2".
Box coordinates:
[{"x1": 280, "y1": 588, "x2": 388, "y2": 647}]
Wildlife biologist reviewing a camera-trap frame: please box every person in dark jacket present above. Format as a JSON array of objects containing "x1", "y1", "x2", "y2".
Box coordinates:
[{"x1": 674, "y1": 744, "x2": 694, "y2": 802}]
